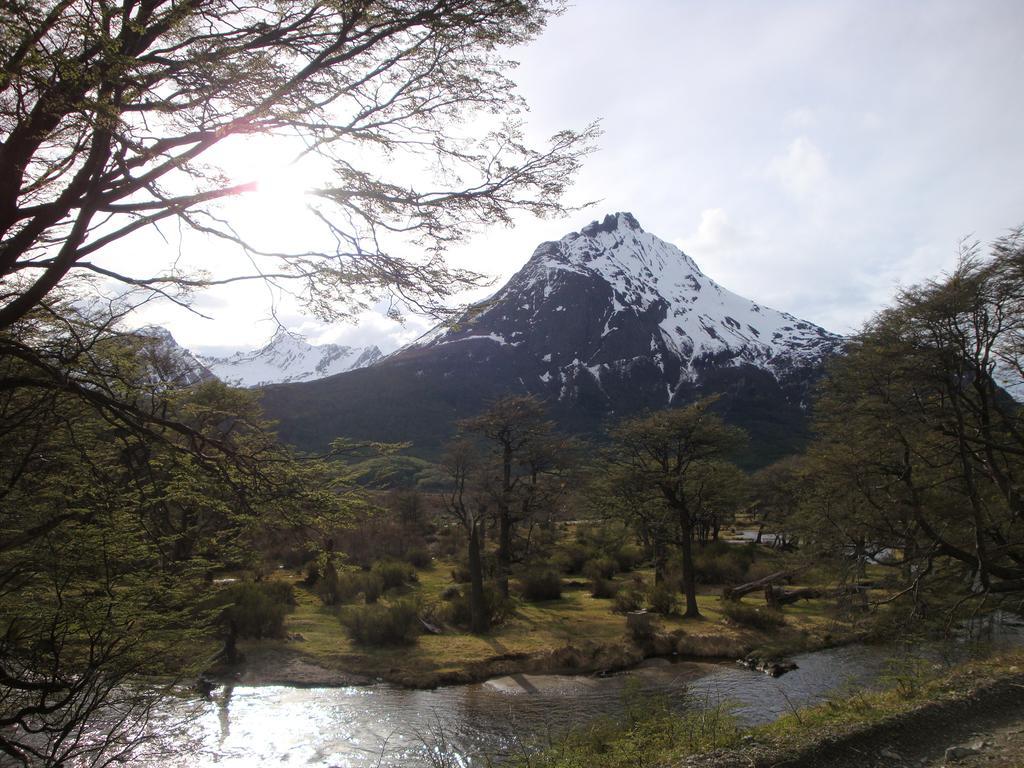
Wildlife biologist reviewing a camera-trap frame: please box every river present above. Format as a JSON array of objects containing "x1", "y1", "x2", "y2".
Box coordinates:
[{"x1": 151, "y1": 614, "x2": 1023, "y2": 767}]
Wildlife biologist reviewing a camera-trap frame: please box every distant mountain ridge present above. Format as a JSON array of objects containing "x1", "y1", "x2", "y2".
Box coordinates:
[
  {"x1": 132, "y1": 326, "x2": 382, "y2": 388},
  {"x1": 259, "y1": 213, "x2": 845, "y2": 467},
  {"x1": 198, "y1": 330, "x2": 383, "y2": 387}
]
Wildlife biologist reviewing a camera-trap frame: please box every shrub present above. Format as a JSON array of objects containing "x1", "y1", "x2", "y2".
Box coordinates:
[
  {"x1": 583, "y1": 556, "x2": 617, "y2": 581},
  {"x1": 318, "y1": 564, "x2": 385, "y2": 606},
  {"x1": 613, "y1": 588, "x2": 645, "y2": 614},
  {"x1": 614, "y1": 544, "x2": 644, "y2": 573},
  {"x1": 403, "y1": 547, "x2": 432, "y2": 569},
  {"x1": 341, "y1": 600, "x2": 421, "y2": 646},
  {"x1": 440, "y1": 585, "x2": 462, "y2": 601},
  {"x1": 554, "y1": 543, "x2": 590, "y2": 575},
  {"x1": 647, "y1": 584, "x2": 678, "y2": 615},
  {"x1": 591, "y1": 577, "x2": 619, "y2": 599},
  {"x1": 626, "y1": 612, "x2": 659, "y2": 643},
  {"x1": 519, "y1": 570, "x2": 563, "y2": 602},
  {"x1": 694, "y1": 542, "x2": 756, "y2": 585},
  {"x1": 372, "y1": 560, "x2": 415, "y2": 590},
  {"x1": 222, "y1": 581, "x2": 295, "y2": 639},
  {"x1": 721, "y1": 601, "x2": 785, "y2": 630},
  {"x1": 361, "y1": 573, "x2": 383, "y2": 604},
  {"x1": 441, "y1": 584, "x2": 514, "y2": 630}
]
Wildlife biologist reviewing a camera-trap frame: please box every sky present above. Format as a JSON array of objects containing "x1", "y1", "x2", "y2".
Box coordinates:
[{"x1": 127, "y1": 0, "x2": 1024, "y2": 357}]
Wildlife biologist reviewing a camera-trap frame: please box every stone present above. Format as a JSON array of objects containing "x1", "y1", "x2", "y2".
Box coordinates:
[{"x1": 944, "y1": 745, "x2": 980, "y2": 761}]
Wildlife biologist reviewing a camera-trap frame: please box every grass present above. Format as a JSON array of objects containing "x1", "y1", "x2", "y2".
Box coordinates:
[
  {"x1": 512, "y1": 647, "x2": 1024, "y2": 767},
  {"x1": 240, "y1": 556, "x2": 850, "y2": 686}
]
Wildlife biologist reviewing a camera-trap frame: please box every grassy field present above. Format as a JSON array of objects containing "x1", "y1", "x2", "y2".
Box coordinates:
[{"x1": 238, "y1": 553, "x2": 856, "y2": 687}]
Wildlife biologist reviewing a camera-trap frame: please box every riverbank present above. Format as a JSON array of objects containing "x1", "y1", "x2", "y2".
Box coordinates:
[
  {"x1": 220, "y1": 560, "x2": 861, "y2": 689},
  {"x1": 523, "y1": 648, "x2": 1024, "y2": 768}
]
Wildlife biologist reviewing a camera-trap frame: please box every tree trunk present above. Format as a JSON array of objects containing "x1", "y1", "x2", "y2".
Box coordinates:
[
  {"x1": 468, "y1": 522, "x2": 487, "y2": 634},
  {"x1": 679, "y1": 521, "x2": 701, "y2": 618}
]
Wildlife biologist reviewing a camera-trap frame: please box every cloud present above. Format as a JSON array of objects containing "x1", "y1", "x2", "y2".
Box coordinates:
[
  {"x1": 768, "y1": 136, "x2": 829, "y2": 200},
  {"x1": 678, "y1": 208, "x2": 744, "y2": 256}
]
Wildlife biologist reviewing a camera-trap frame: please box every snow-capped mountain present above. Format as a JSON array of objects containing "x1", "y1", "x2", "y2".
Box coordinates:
[
  {"x1": 260, "y1": 213, "x2": 845, "y2": 466},
  {"x1": 199, "y1": 330, "x2": 383, "y2": 387},
  {"x1": 406, "y1": 211, "x2": 840, "y2": 396},
  {"x1": 134, "y1": 325, "x2": 215, "y2": 387}
]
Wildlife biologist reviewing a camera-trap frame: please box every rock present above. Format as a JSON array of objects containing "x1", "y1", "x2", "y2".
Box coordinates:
[
  {"x1": 878, "y1": 747, "x2": 901, "y2": 761},
  {"x1": 944, "y1": 745, "x2": 980, "y2": 761}
]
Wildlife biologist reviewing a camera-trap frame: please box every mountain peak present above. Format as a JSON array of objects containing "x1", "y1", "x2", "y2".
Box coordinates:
[{"x1": 578, "y1": 212, "x2": 643, "y2": 238}]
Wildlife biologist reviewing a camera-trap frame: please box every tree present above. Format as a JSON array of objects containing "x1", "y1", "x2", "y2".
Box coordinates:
[
  {"x1": 459, "y1": 394, "x2": 561, "y2": 593},
  {"x1": 606, "y1": 398, "x2": 746, "y2": 618},
  {"x1": 439, "y1": 438, "x2": 489, "y2": 633},
  {"x1": 0, "y1": 302, "x2": 353, "y2": 765},
  {"x1": 808, "y1": 228, "x2": 1024, "y2": 612},
  {"x1": 1, "y1": 4, "x2": 595, "y2": 761},
  {"x1": 0, "y1": 0, "x2": 597, "y2": 331}
]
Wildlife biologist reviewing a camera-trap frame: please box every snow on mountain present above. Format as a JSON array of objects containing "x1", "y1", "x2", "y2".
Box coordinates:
[
  {"x1": 410, "y1": 212, "x2": 842, "y2": 394},
  {"x1": 134, "y1": 325, "x2": 215, "y2": 387},
  {"x1": 199, "y1": 330, "x2": 383, "y2": 387}
]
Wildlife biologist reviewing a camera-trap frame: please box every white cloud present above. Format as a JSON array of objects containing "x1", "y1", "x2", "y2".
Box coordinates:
[
  {"x1": 677, "y1": 208, "x2": 744, "y2": 256},
  {"x1": 768, "y1": 136, "x2": 830, "y2": 200}
]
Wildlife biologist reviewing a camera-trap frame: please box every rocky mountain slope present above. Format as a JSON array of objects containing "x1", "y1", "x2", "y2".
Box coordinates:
[
  {"x1": 198, "y1": 330, "x2": 383, "y2": 387},
  {"x1": 260, "y1": 213, "x2": 845, "y2": 466},
  {"x1": 134, "y1": 325, "x2": 215, "y2": 387}
]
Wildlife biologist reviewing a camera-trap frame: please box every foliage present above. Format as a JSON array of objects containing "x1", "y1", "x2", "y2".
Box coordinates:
[
  {"x1": 438, "y1": 584, "x2": 515, "y2": 630},
  {"x1": 404, "y1": 547, "x2": 433, "y2": 570},
  {"x1": 613, "y1": 588, "x2": 646, "y2": 614},
  {"x1": 372, "y1": 560, "x2": 417, "y2": 591},
  {"x1": 604, "y1": 397, "x2": 747, "y2": 618},
  {"x1": 341, "y1": 600, "x2": 421, "y2": 647},
  {"x1": 0, "y1": 304, "x2": 355, "y2": 764},
  {"x1": 693, "y1": 542, "x2": 756, "y2": 585},
  {"x1": 518, "y1": 569, "x2": 563, "y2": 602},
  {"x1": 583, "y1": 556, "x2": 618, "y2": 581},
  {"x1": 805, "y1": 229, "x2": 1024, "y2": 608},
  {"x1": 590, "y1": 577, "x2": 620, "y2": 599},
  {"x1": 721, "y1": 601, "x2": 786, "y2": 630},
  {"x1": 221, "y1": 582, "x2": 296, "y2": 640},
  {"x1": 0, "y1": 2, "x2": 598, "y2": 759},
  {"x1": 0, "y1": 1, "x2": 598, "y2": 333},
  {"x1": 647, "y1": 584, "x2": 679, "y2": 615}
]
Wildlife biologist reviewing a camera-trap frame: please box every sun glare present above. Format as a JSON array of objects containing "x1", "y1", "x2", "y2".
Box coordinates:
[{"x1": 211, "y1": 136, "x2": 323, "y2": 243}]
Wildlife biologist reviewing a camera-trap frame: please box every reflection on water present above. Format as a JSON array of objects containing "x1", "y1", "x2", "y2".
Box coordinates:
[{"x1": 163, "y1": 617, "x2": 1024, "y2": 767}]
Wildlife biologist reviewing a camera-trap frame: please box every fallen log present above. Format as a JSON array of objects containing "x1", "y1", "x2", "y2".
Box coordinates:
[
  {"x1": 765, "y1": 584, "x2": 872, "y2": 608},
  {"x1": 722, "y1": 570, "x2": 794, "y2": 601},
  {"x1": 765, "y1": 585, "x2": 822, "y2": 607}
]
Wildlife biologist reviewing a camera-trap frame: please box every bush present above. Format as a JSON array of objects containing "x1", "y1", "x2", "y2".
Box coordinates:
[
  {"x1": 591, "y1": 577, "x2": 619, "y2": 599},
  {"x1": 614, "y1": 544, "x2": 644, "y2": 573},
  {"x1": 694, "y1": 542, "x2": 756, "y2": 585},
  {"x1": 372, "y1": 560, "x2": 415, "y2": 590},
  {"x1": 583, "y1": 556, "x2": 617, "y2": 581},
  {"x1": 721, "y1": 601, "x2": 785, "y2": 630},
  {"x1": 647, "y1": 584, "x2": 678, "y2": 615},
  {"x1": 222, "y1": 581, "x2": 295, "y2": 639},
  {"x1": 317, "y1": 563, "x2": 386, "y2": 606},
  {"x1": 341, "y1": 600, "x2": 421, "y2": 646},
  {"x1": 613, "y1": 588, "x2": 645, "y2": 614},
  {"x1": 403, "y1": 547, "x2": 432, "y2": 569},
  {"x1": 519, "y1": 570, "x2": 563, "y2": 602},
  {"x1": 440, "y1": 584, "x2": 514, "y2": 630},
  {"x1": 554, "y1": 543, "x2": 590, "y2": 575},
  {"x1": 440, "y1": 585, "x2": 462, "y2": 601},
  {"x1": 626, "y1": 611, "x2": 659, "y2": 643}
]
